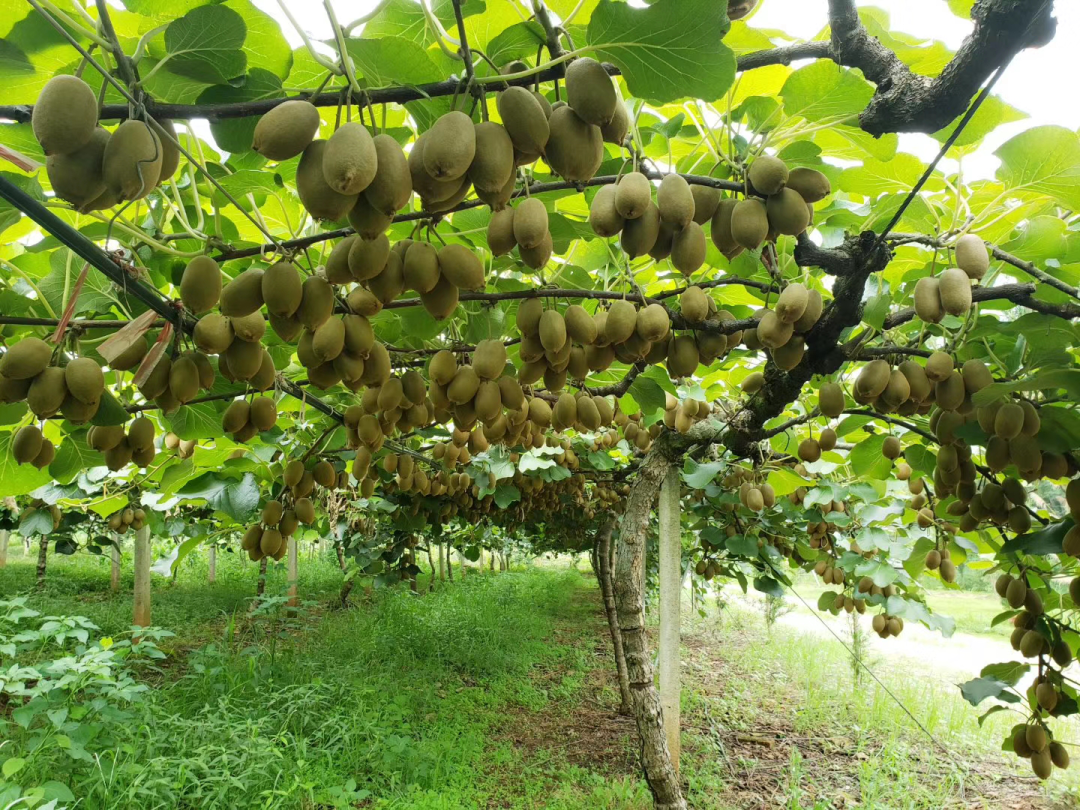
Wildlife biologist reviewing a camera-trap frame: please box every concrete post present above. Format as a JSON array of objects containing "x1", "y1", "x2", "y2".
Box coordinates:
[{"x1": 658, "y1": 466, "x2": 681, "y2": 770}]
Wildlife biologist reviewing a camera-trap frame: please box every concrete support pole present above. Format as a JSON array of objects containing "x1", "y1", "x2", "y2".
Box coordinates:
[
  {"x1": 133, "y1": 526, "x2": 152, "y2": 629},
  {"x1": 208, "y1": 544, "x2": 216, "y2": 583},
  {"x1": 110, "y1": 533, "x2": 121, "y2": 592},
  {"x1": 658, "y1": 466, "x2": 681, "y2": 770},
  {"x1": 287, "y1": 538, "x2": 299, "y2": 607},
  {"x1": 0, "y1": 529, "x2": 8, "y2": 568}
]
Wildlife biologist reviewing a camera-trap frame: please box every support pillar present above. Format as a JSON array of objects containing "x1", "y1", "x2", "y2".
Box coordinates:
[
  {"x1": 208, "y1": 544, "x2": 216, "y2": 583},
  {"x1": 110, "y1": 533, "x2": 121, "y2": 592},
  {"x1": 133, "y1": 526, "x2": 151, "y2": 629},
  {"x1": 0, "y1": 529, "x2": 8, "y2": 568},
  {"x1": 287, "y1": 538, "x2": 298, "y2": 607},
  {"x1": 658, "y1": 466, "x2": 682, "y2": 770}
]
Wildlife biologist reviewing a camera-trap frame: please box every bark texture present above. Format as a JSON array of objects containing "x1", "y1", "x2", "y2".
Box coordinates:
[
  {"x1": 36, "y1": 536, "x2": 47, "y2": 591},
  {"x1": 613, "y1": 449, "x2": 685, "y2": 810},
  {"x1": 597, "y1": 517, "x2": 633, "y2": 716}
]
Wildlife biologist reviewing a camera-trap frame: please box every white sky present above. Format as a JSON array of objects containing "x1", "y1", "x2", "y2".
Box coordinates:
[{"x1": 251, "y1": 0, "x2": 1079, "y2": 180}]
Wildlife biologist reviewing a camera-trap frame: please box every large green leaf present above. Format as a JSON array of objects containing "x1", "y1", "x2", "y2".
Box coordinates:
[
  {"x1": 0, "y1": 432, "x2": 53, "y2": 497},
  {"x1": 49, "y1": 431, "x2": 102, "y2": 485},
  {"x1": 196, "y1": 68, "x2": 285, "y2": 154},
  {"x1": 781, "y1": 60, "x2": 874, "y2": 124},
  {"x1": 586, "y1": 0, "x2": 736, "y2": 104},
  {"x1": 177, "y1": 472, "x2": 260, "y2": 521},
  {"x1": 162, "y1": 5, "x2": 247, "y2": 85},
  {"x1": 995, "y1": 126, "x2": 1080, "y2": 210}
]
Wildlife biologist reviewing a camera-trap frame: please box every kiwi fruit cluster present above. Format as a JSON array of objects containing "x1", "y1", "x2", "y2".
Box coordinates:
[
  {"x1": 661, "y1": 392, "x2": 715, "y2": 435},
  {"x1": 163, "y1": 431, "x2": 197, "y2": 459},
  {"x1": 106, "y1": 505, "x2": 147, "y2": 534},
  {"x1": 589, "y1": 172, "x2": 706, "y2": 274},
  {"x1": 240, "y1": 457, "x2": 340, "y2": 561},
  {"x1": 487, "y1": 197, "x2": 552, "y2": 269},
  {"x1": 870, "y1": 612, "x2": 905, "y2": 638},
  {"x1": 34, "y1": 75, "x2": 179, "y2": 209},
  {"x1": 87, "y1": 416, "x2": 157, "y2": 471},
  {"x1": 1, "y1": 338, "x2": 105, "y2": 424},
  {"x1": 912, "y1": 267, "x2": 973, "y2": 323},
  {"x1": 221, "y1": 395, "x2": 278, "y2": 442},
  {"x1": 1011, "y1": 722, "x2": 1069, "y2": 779}
]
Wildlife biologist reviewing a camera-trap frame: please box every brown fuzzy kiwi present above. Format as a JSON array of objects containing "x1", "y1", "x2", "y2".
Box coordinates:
[
  {"x1": 912, "y1": 276, "x2": 943, "y2": 324},
  {"x1": 938, "y1": 267, "x2": 972, "y2": 317},
  {"x1": 64, "y1": 356, "x2": 104, "y2": 405},
  {"x1": 748, "y1": 155, "x2": 788, "y2": 196},
  {"x1": 222, "y1": 399, "x2": 250, "y2": 433},
  {"x1": 297, "y1": 275, "x2": 335, "y2": 330},
  {"x1": 322, "y1": 122, "x2": 377, "y2": 195},
  {"x1": 690, "y1": 185, "x2": 722, "y2": 226},
  {"x1": 680, "y1": 286, "x2": 710, "y2": 324},
  {"x1": 855, "y1": 359, "x2": 891, "y2": 400},
  {"x1": 756, "y1": 310, "x2": 792, "y2": 350},
  {"x1": 667, "y1": 336, "x2": 699, "y2": 378},
  {"x1": 27, "y1": 367, "x2": 67, "y2": 417},
  {"x1": 615, "y1": 172, "x2": 652, "y2": 220},
  {"x1": 544, "y1": 106, "x2": 603, "y2": 183},
  {"x1": 564, "y1": 57, "x2": 616, "y2": 126},
  {"x1": 924, "y1": 351, "x2": 954, "y2": 383},
  {"x1": 496, "y1": 87, "x2": 550, "y2": 159},
  {"x1": 103, "y1": 120, "x2": 163, "y2": 201},
  {"x1": 312, "y1": 317, "x2": 346, "y2": 363},
  {"x1": 46, "y1": 127, "x2": 110, "y2": 208},
  {"x1": 167, "y1": 355, "x2": 200, "y2": 404},
  {"x1": 193, "y1": 314, "x2": 234, "y2": 355},
  {"x1": 468, "y1": 121, "x2": 515, "y2": 193},
  {"x1": 671, "y1": 222, "x2": 707, "y2": 276},
  {"x1": 149, "y1": 119, "x2": 180, "y2": 185},
  {"x1": 604, "y1": 300, "x2": 637, "y2": 345},
  {"x1": 423, "y1": 111, "x2": 476, "y2": 181},
  {"x1": 420, "y1": 276, "x2": 460, "y2": 320},
  {"x1": 954, "y1": 234, "x2": 989, "y2": 280},
  {"x1": 636, "y1": 304, "x2": 670, "y2": 343},
  {"x1": 600, "y1": 101, "x2": 629, "y2": 146},
  {"x1": 775, "y1": 282, "x2": 809, "y2": 324},
  {"x1": 766, "y1": 188, "x2": 811, "y2": 236},
  {"x1": 539, "y1": 309, "x2": 568, "y2": 352},
  {"x1": 253, "y1": 100, "x2": 320, "y2": 160},
  {"x1": 487, "y1": 207, "x2": 517, "y2": 256},
  {"x1": 1, "y1": 337, "x2": 52, "y2": 380},
  {"x1": 512, "y1": 197, "x2": 550, "y2": 250},
  {"x1": 12, "y1": 425, "x2": 43, "y2": 464},
  {"x1": 361, "y1": 133, "x2": 411, "y2": 215},
  {"x1": 798, "y1": 438, "x2": 821, "y2": 463},
  {"x1": 785, "y1": 167, "x2": 830, "y2": 203},
  {"x1": 657, "y1": 174, "x2": 696, "y2": 229},
  {"x1": 620, "y1": 202, "x2": 661, "y2": 259},
  {"x1": 33, "y1": 75, "x2": 98, "y2": 156},
  {"x1": 220, "y1": 268, "x2": 265, "y2": 318},
  {"x1": 260, "y1": 261, "x2": 303, "y2": 318},
  {"x1": 437, "y1": 244, "x2": 485, "y2": 291},
  {"x1": 516, "y1": 298, "x2": 544, "y2": 337},
  {"x1": 564, "y1": 305, "x2": 597, "y2": 344},
  {"x1": 298, "y1": 140, "x2": 358, "y2": 220},
  {"x1": 792, "y1": 289, "x2": 823, "y2": 332},
  {"x1": 348, "y1": 233, "x2": 391, "y2": 283},
  {"x1": 473, "y1": 339, "x2": 507, "y2": 381},
  {"x1": 772, "y1": 337, "x2": 804, "y2": 370},
  {"x1": 224, "y1": 339, "x2": 262, "y2": 380},
  {"x1": 730, "y1": 198, "x2": 768, "y2": 251},
  {"x1": 589, "y1": 184, "x2": 624, "y2": 237},
  {"x1": 179, "y1": 255, "x2": 222, "y2": 315},
  {"x1": 348, "y1": 194, "x2": 394, "y2": 239},
  {"x1": 249, "y1": 396, "x2": 277, "y2": 431}
]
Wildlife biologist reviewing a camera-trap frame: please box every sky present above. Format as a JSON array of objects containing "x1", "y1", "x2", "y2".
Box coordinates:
[{"x1": 249, "y1": 0, "x2": 1080, "y2": 180}]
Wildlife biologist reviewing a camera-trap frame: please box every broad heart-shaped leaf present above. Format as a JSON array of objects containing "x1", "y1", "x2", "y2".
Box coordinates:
[
  {"x1": 586, "y1": 0, "x2": 736, "y2": 104},
  {"x1": 959, "y1": 676, "x2": 1021, "y2": 707},
  {"x1": 49, "y1": 432, "x2": 103, "y2": 485},
  {"x1": 163, "y1": 5, "x2": 247, "y2": 85},
  {"x1": 980, "y1": 661, "x2": 1030, "y2": 688},
  {"x1": 177, "y1": 472, "x2": 260, "y2": 522},
  {"x1": 347, "y1": 36, "x2": 442, "y2": 88},
  {"x1": 19, "y1": 507, "x2": 54, "y2": 536},
  {"x1": 0, "y1": 432, "x2": 53, "y2": 497},
  {"x1": 486, "y1": 22, "x2": 546, "y2": 67},
  {"x1": 781, "y1": 60, "x2": 874, "y2": 124},
  {"x1": 90, "y1": 390, "x2": 130, "y2": 427},
  {"x1": 197, "y1": 68, "x2": 284, "y2": 154},
  {"x1": 1002, "y1": 518, "x2": 1073, "y2": 556},
  {"x1": 849, "y1": 434, "x2": 891, "y2": 479},
  {"x1": 682, "y1": 459, "x2": 724, "y2": 490},
  {"x1": 752, "y1": 575, "x2": 783, "y2": 598},
  {"x1": 995, "y1": 125, "x2": 1080, "y2": 211},
  {"x1": 168, "y1": 403, "x2": 226, "y2": 441},
  {"x1": 493, "y1": 483, "x2": 521, "y2": 509},
  {"x1": 627, "y1": 375, "x2": 666, "y2": 416}
]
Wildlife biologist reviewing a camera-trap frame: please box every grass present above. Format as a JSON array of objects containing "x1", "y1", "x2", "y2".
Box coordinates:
[{"x1": 2, "y1": 546, "x2": 1075, "y2": 809}]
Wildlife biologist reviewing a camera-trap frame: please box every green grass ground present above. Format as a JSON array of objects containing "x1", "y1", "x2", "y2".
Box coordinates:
[{"x1": 1, "y1": 546, "x2": 1075, "y2": 809}]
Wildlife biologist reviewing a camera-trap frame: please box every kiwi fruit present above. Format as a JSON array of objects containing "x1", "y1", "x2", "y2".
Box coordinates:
[
  {"x1": 298, "y1": 140, "x2": 359, "y2": 220},
  {"x1": 544, "y1": 106, "x2": 603, "y2": 183},
  {"x1": 363, "y1": 134, "x2": 412, "y2": 215},
  {"x1": 148, "y1": 118, "x2": 180, "y2": 185},
  {"x1": 654, "y1": 174, "x2": 695, "y2": 229},
  {"x1": 1, "y1": 337, "x2": 52, "y2": 380},
  {"x1": 730, "y1": 198, "x2": 769, "y2": 251},
  {"x1": 913, "y1": 276, "x2": 943, "y2": 324},
  {"x1": 600, "y1": 100, "x2": 629, "y2": 145},
  {"x1": 349, "y1": 233, "x2": 391, "y2": 283},
  {"x1": 621, "y1": 202, "x2": 661, "y2": 258},
  {"x1": 961, "y1": 359, "x2": 993, "y2": 393},
  {"x1": 995, "y1": 402, "x2": 1025, "y2": 440},
  {"x1": 636, "y1": 304, "x2": 670, "y2": 342},
  {"x1": 33, "y1": 75, "x2": 98, "y2": 156},
  {"x1": 775, "y1": 282, "x2": 809, "y2": 324},
  {"x1": 589, "y1": 184, "x2": 624, "y2": 237},
  {"x1": 954, "y1": 234, "x2": 989, "y2": 280},
  {"x1": 368, "y1": 253, "x2": 405, "y2": 304},
  {"x1": 249, "y1": 396, "x2": 277, "y2": 431},
  {"x1": 437, "y1": 244, "x2": 485, "y2": 290},
  {"x1": 670, "y1": 222, "x2": 706, "y2": 276},
  {"x1": 473, "y1": 339, "x2": 507, "y2": 380},
  {"x1": 792, "y1": 289, "x2": 823, "y2": 333},
  {"x1": 64, "y1": 356, "x2": 104, "y2": 405},
  {"x1": 938, "y1": 268, "x2": 972, "y2": 317},
  {"x1": 222, "y1": 399, "x2": 251, "y2": 433},
  {"x1": 785, "y1": 167, "x2": 830, "y2": 203},
  {"x1": 564, "y1": 57, "x2": 616, "y2": 126},
  {"x1": 423, "y1": 111, "x2": 476, "y2": 181},
  {"x1": 516, "y1": 299, "x2": 544, "y2": 336},
  {"x1": 690, "y1": 185, "x2": 722, "y2": 226},
  {"x1": 766, "y1": 188, "x2": 811, "y2": 236},
  {"x1": 178, "y1": 255, "x2": 222, "y2": 315},
  {"x1": 487, "y1": 207, "x2": 517, "y2": 256},
  {"x1": 798, "y1": 438, "x2": 821, "y2": 463},
  {"x1": 855, "y1": 359, "x2": 891, "y2": 400},
  {"x1": 297, "y1": 275, "x2": 335, "y2": 330},
  {"x1": 615, "y1": 172, "x2": 652, "y2": 220},
  {"x1": 748, "y1": 156, "x2": 788, "y2": 196},
  {"x1": 667, "y1": 336, "x2": 699, "y2": 378},
  {"x1": 468, "y1": 121, "x2": 515, "y2": 193},
  {"x1": 497, "y1": 87, "x2": 550, "y2": 159},
  {"x1": 231, "y1": 310, "x2": 266, "y2": 343},
  {"x1": 166, "y1": 355, "x2": 198, "y2": 404},
  {"x1": 322, "y1": 122, "x2": 377, "y2": 195},
  {"x1": 46, "y1": 127, "x2": 109, "y2": 208},
  {"x1": 12, "y1": 425, "x2": 44, "y2": 464},
  {"x1": 605, "y1": 300, "x2": 638, "y2": 345},
  {"x1": 709, "y1": 198, "x2": 743, "y2": 259},
  {"x1": 429, "y1": 351, "x2": 458, "y2": 387},
  {"x1": 27, "y1": 366, "x2": 67, "y2": 417},
  {"x1": 258, "y1": 261, "x2": 303, "y2": 318},
  {"x1": 513, "y1": 198, "x2": 549, "y2": 249},
  {"x1": 420, "y1": 275, "x2": 460, "y2": 320},
  {"x1": 220, "y1": 268, "x2": 265, "y2": 318},
  {"x1": 756, "y1": 310, "x2": 792, "y2": 350},
  {"x1": 564, "y1": 305, "x2": 597, "y2": 344},
  {"x1": 225, "y1": 339, "x2": 263, "y2": 380},
  {"x1": 31, "y1": 438, "x2": 56, "y2": 469},
  {"x1": 311, "y1": 317, "x2": 345, "y2": 363},
  {"x1": 192, "y1": 313, "x2": 233, "y2": 355},
  {"x1": 103, "y1": 120, "x2": 163, "y2": 201},
  {"x1": 539, "y1": 309, "x2": 568, "y2": 352},
  {"x1": 348, "y1": 193, "x2": 394, "y2": 239},
  {"x1": 253, "y1": 100, "x2": 320, "y2": 161}
]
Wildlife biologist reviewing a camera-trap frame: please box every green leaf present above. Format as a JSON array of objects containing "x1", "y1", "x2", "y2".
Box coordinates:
[
  {"x1": 49, "y1": 432, "x2": 103, "y2": 484},
  {"x1": 726, "y1": 534, "x2": 758, "y2": 558},
  {"x1": 781, "y1": 60, "x2": 874, "y2": 124},
  {"x1": 628, "y1": 375, "x2": 666, "y2": 416},
  {"x1": 586, "y1": 0, "x2": 736, "y2": 104},
  {"x1": 90, "y1": 390, "x2": 130, "y2": 427},
  {"x1": 2, "y1": 756, "x2": 25, "y2": 778},
  {"x1": 980, "y1": 661, "x2": 1030, "y2": 688},
  {"x1": 972, "y1": 368, "x2": 1080, "y2": 407},
  {"x1": 849, "y1": 434, "x2": 891, "y2": 479},
  {"x1": 347, "y1": 36, "x2": 442, "y2": 88},
  {"x1": 196, "y1": 68, "x2": 284, "y2": 154},
  {"x1": 959, "y1": 676, "x2": 1021, "y2": 707},
  {"x1": 19, "y1": 507, "x2": 54, "y2": 536},
  {"x1": 493, "y1": 484, "x2": 521, "y2": 509},
  {"x1": 753, "y1": 575, "x2": 783, "y2": 597},
  {"x1": 168, "y1": 403, "x2": 226, "y2": 441},
  {"x1": 682, "y1": 459, "x2": 724, "y2": 490},
  {"x1": 177, "y1": 472, "x2": 260, "y2": 521},
  {"x1": 486, "y1": 22, "x2": 546, "y2": 66},
  {"x1": 1002, "y1": 518, "x2": 1072, "y2": 556},
  {"x1": 163, "y1": 5, "x2": 247, "y2": 85},
  {"x1": 995, "y1": 125, "x2": 1080, "y2": 211},
  {"x1": 0, "y1": 171, "x2": 44, "y2": 236},
  {"x1": 0, "y1": 432, "x2": 53, "y2": 497}
]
